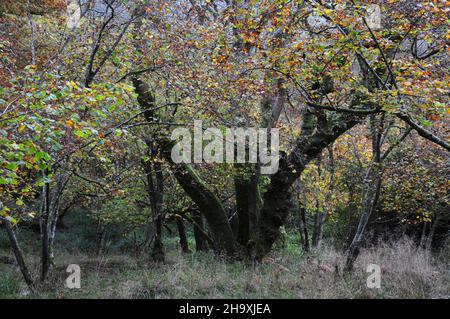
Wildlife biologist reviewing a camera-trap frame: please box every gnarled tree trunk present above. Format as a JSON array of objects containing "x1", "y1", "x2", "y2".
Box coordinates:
[
  {"x1": 133, "y1": 77, "x2": 239, "y2": 257},
  {"x1": 251, "y1": 112, "x2": 362, "y2": 260}
]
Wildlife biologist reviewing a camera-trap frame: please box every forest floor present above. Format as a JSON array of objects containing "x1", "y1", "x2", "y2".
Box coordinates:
[{"x1": 1, "y1": 214, "x2": 449, "y2": 299}]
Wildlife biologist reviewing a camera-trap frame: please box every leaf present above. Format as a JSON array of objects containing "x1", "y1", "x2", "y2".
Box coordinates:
[
  {"x1": 5, "y1": 162, "x2": 19, "y2": 172},
  {"x1": 74, "y1": 129, "x2": 89, "y2": 138},
  {"x1": 18, "y1": 125, "x2": 26, "y2": 133},
  {"x1": 420, "y1": 119, "x2": 432, "y2": 127}
]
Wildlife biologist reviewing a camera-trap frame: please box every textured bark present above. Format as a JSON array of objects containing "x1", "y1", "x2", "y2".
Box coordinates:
[
  {"x1": 161, "y1": 148, "x2": 239, "y2": 256},
  {"x1": 142, "y1": 150, "x2": 165, "y2": 263},
  {"x1": 234, "y1": 166, "x2": 260, "y2": 246},
  {"x1": 133, "y1": 77, "x2": 166, "y2": 262},
  {"x1": 251, "y1": 112, "x2": 362, "y2": 260},
  {"x1": 132, "y1": 77, "x2": 238, "y2": 257}
]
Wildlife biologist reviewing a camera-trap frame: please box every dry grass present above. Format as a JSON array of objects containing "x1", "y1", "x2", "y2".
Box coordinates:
[
  {"x1": 354, "y1": 238, "x2": 449, "y2": 298},
  {"x1": 1, "y1": 237, "x2": 449, "y2": 299}
]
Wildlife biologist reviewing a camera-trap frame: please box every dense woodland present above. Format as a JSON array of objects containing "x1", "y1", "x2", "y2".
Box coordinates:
[{"x1": 0, "y1": 0, "x2": 449, "y2": 299}]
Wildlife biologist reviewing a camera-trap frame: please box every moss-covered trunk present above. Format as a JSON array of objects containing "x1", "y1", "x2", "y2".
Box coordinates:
[
  {"x1": 251, "y1": 113, "x2": 362, "y2": 260},
  {"x1": 133, "y1": 77, "x2": 239, "y2": 257}
]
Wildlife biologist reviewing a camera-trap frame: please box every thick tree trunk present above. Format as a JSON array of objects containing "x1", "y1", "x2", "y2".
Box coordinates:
[
  {"x1": 250, "y1": 111, "x2": 362, "y2": 260},
  {"x1": 132, "y1": 77, "x2": 166, "y2": 262},
  {"x1": 132, "y1": 77, "x2": 238, "y2": 257},
  {"x1": 234, "y1": 166, "x2": 261, "y2": 246},
  {"x1": 235, "y1": 177, "x2": 250, "y2": 246},
  {"x1": 162, "y1": 150, "x2": 239, "y2": 256}
]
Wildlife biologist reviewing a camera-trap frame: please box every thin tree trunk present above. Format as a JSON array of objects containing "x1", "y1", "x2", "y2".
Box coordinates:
[
  {"x1": 4, "y1": 220, "x2": 35, "y2": 291},
  {"x1": 95, "y1": 220, "x2": 106, "y2": 256},
  {"x1": 425, "y1": 213, "x2": 440, "y2": 251},
  {"x1": 345, "y1": 116, "x2": 383, "y2": 271},
  {"x1": 312, "y1": 146, "x2": 335, "y2": 249},
  {"x1": 312, "y1": 209, "x2": 326, "y2": 248},
  {"x1": 298, "y1": 205, "x2": 310, "y2": 253},
  {"x1": 152, "y1": 158, "x2": 165, "y2": 262},
  {"x1": 40, "y1": 171, "x2": 69, "y2": 281},
  {"x1": 40, "y1": 179, "x2": 50, "y2": 281},
  {"x1": 25, "y1": 0, "x2": 36, "y2": 65},
  {"x1": 192, "y1": 210, "x2": 209, "y2": 252},
  {"x1": 176, "y1": 216, "x2": 190, "y2": 253},
  {"x1": 419, "y1": 220, "x2": 430, "y2": 248},
  {"x1": 142, "y1": 144, "x2": 165, "y2": 263}
]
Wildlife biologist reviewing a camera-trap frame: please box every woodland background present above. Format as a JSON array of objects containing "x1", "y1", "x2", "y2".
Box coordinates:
[{"x1": 0, "y1": 0, "x2": 449, "y2": 298}]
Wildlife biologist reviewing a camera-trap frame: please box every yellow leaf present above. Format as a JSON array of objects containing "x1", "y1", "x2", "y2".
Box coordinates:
[{"x1": 66, "y1": 119, "x2": 75, "y2": 127}]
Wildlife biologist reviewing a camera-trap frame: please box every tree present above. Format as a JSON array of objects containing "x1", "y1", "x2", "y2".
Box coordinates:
[{"x1": 1, "y1": 2, "x2": 449, "y2": 294}]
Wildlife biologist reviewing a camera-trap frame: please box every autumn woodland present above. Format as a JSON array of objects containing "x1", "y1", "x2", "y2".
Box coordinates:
[{"x1": 0, "y1": 0, "x2": 449, "y2": 299}]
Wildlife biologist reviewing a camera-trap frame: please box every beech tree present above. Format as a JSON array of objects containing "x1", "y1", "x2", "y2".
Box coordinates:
[{"x1": 0, "y1": 0, "x2": 448, "y2": 291}]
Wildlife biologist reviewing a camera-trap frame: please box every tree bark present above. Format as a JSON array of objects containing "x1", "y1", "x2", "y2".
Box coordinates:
[
  {"x1": 251, "y1": 112, "x2": 362, "y2": 260},
  {"x1": 176, "y1": 216, "x2": 190, "y2": 253},
  {"x1": 312, "y1": 209, "x2": 327, "y2": 248},
  {"x1": 298, "y1": 205, "x2": 310, "y2": 253},
  {"x1": 4, "y1": 219, "x2": 35, "y2": 291},
  {"x1": 192, "y1": 210, "x2": 209, "y2": 252},
  {"x1": 162, "y1": 150, "x2": 239, "y2": 256},
  {"x1": 311, "y1": 147, "x2": 335, "y2": 249},
  {"x1": 40, "y1": 170, "x2": 69, "y2": 281},
  {"x1": 345, "y1": 116, "x2": 383, "y2": 271},
  {"x1": 234, "y1": 165, "x2": 261, "y2": 246},
  {"x1": 132, "y1": 77, "x2": 239, "y2": 257},
  {"x1": 142, "y1": 144, "x2": 165, "y2": 263}
]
